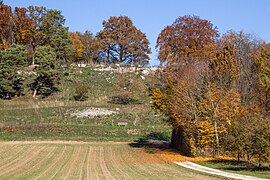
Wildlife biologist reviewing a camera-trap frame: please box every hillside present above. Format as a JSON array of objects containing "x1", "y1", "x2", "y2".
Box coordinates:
[{"x1": 0, "y1": 64, "x2": 171, "y2": 141}]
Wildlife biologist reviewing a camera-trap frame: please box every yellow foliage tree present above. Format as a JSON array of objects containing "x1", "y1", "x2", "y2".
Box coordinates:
[
  {"x1": 198, "y1": 82, "x2": 241, "y2": 154},
  {"x1": 69, "y1": 32, "x2": 85, "y2": 62}
]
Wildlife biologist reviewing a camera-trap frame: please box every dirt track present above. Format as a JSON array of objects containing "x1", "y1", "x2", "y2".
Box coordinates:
[
  {"x1": 0, "y1": 141, "x2": 222, "y2": 179},
  {"x1": 176, "y1": 162, "x2": 269, "y2": 180}
]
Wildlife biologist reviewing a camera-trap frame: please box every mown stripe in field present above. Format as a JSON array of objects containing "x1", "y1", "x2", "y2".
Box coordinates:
[
  {"x1": 99, "y1": 146, "x2": 115, "y2": 180},
  {"x1": 33, "y1": 145, "x2": 68, "y2": 179},
  {"x1": 45, "y1": 145, "x2": 74, "y2": 179},
  {"x1": 0, "y1": 142, "x2": 220, "y2": 180},
  {"x1": 0, "y1": 145, "x2": 46, "y2": 177},
  {"x1": 0, "y1": 144, "x2": 24, "y2": 167},
  {"x1": 8, "y1": 146, "x2": 57, "y2": 179},
  {"x1": 23, "y1": 145, "x2": 62, "y2": 179},
  {"x1": 0, "y1": 145, "x2": 36, "y2": 174}
]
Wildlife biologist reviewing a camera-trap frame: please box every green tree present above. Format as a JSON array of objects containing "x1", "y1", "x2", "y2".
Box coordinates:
[
  {"x1": 31, "y1": 46, "x2": 61, "y2": 98},
  {"x1": 0, "y1": 45, "x2": 27, "y2": 99},
  {"x1": 49, "y1": 26, "x2": 74, "y2": 64},
  {"x1": 97, "y1": 16, "x2": 151, "y2": 65},
  {"x1": 26, "y1": 7, "x2": 73, "y2": 65}
]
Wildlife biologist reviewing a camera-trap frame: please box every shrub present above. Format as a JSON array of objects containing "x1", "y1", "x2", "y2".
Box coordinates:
[
  {"x1": 109, "y1": 94, "x2": 138, "y2": 104},
  {"x1": 74, "y1": 85, "x2": 89, "y2": 101}
]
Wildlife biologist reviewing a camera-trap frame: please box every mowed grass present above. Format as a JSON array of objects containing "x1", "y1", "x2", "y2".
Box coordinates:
[
  {"x1": 0, "y1": 141, "x2": 225, "y2": 180},
  {"x1": 197, "y1": 161, "x2": 270, "y2": 179}
]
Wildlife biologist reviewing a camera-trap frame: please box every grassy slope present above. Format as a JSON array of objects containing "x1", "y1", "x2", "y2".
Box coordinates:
[{"x1": 0, "y1": 66, "x2": 171, "y2": 141}]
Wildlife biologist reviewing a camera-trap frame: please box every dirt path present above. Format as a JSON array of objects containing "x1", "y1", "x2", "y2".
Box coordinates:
[{"x1": 175, "y1": 162, "x2": 269, "y2": 180}]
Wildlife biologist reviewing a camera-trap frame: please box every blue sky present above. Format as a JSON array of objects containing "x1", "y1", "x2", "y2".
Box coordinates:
[{"x1": 6, "y1": 0, "x2": 270, "y2": 65}]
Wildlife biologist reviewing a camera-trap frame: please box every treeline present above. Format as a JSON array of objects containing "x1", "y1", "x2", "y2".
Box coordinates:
[
  {"x1": 151, "y1": 15, "x2": 270, "y2": 165},
  {"x1": 0, "y1": 4, "x2": 151, "y2": 99}
]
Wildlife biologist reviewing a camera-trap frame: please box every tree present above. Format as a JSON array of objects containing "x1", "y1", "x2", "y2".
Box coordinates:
[
  {"x1": 156, "y1": 15, "x2": 219, "y2": 65},
  {"x1": 153, "y1": 15, "x2": 220, "y2": 156},
  {"x1": 97, "y1": 16, "x2": 151, "y2": 65},
  {"x1": 254, "y1": 43, "x2": 270, "y2": 112},
  {"x1": 209, "y1": 37, "x2": 239, "y2": 88},
  {"x1": 31, "y1": 46, "x2": 61, "y2": 98},
  {"x1": 0, "y1": 45, "x2": 27, "y2": 99},
  {"x1": 26, "y1": 6, "x2": 47, "y2": 64},
  {"x1": 0, "y1": 5, "x2": 13, "y2": 49},
  {"x1": 26, "y1": 7, "x2": 73, "y2": 65},
  {"x1": 79, "y1": 31, "x2": 99, "y2": 64},
  {"x1": 221, "y1": 31, "x2": 260, "y2": 106},
  {"x1": 69, "y1": 32, "x2": 85, "y2": 62},
  {"x1": 49, "y1": 26, "x2": 74, "y2": 64},
  {"x1": 13, "y1": 7, "x2": 35, "y2": 45}
]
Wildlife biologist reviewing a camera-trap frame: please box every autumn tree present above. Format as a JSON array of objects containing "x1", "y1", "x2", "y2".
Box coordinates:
[
  {"x1": 79, "y1": 31, "x2": 99, "y2": 64},
  {"x1": 254, "y1": 43, "x2": 270, "y2": 112},
  {"x1": 97, "y1": 16, "x2": 151, "y2": 65},
  {"x1": 69, "y1": 32, "x2": 85, "y2": 62},
  {"x1": 156, "y1": 15, "x2": 219, "y2": 65},
  {"x1": 153, "y1": 15, "x2": 220, "y2": 156},
  {"x1": 13, "y1": 7, "x2": 35, "y2": 45},
  {"x1": 0, "y1": 5, "x2": 13, "y2": 49}
]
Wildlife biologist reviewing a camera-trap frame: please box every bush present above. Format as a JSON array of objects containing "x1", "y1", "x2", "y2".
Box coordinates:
[
  {"x1": 74, "y1": 85, "x2": 89, "y2": 101},
  {"x1": 109, "y1": 94, "x2": 138, "y2": 104}
]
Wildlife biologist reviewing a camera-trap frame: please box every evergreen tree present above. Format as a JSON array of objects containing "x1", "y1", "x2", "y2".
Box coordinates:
[
  {"x1": 31, "y1": 46, "x2": 61, "y2": 97},
  {"x1": 0, "y1": 45, "x2": 27, "y2": 99}
]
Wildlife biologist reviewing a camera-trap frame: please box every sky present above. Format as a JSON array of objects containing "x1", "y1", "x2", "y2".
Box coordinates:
[{"x1": 6, "y1": 0, "x2": 270, "y2": 65}]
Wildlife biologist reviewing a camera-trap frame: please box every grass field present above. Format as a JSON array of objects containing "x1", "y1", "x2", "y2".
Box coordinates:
[
  {"x1": 0, "y1": 141, "x2": 226, "y2": 179},
  {"x1": 197, "y1": 161, "x2": 270, "y2": 179}
]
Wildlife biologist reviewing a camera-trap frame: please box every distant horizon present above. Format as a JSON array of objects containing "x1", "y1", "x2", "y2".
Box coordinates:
[{"x1": 6, "y1": 0, "x2": 270, "y2": 65}]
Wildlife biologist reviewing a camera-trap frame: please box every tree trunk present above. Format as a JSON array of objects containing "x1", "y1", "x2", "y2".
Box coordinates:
[
  {"x1": 214, "y1": 120, "x2": 219, "y2": 156},
  {"x1": 237, "y1": 151, "x2": 240, "y2": 162},
  {"x1": 171, "y1": 125, "x2": 196, "y2": 157},
  {"x1": 32, "y1": 88, "x2": 37, "y2": 98}
]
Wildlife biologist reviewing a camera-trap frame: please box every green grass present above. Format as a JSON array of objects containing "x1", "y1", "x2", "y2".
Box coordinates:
[
  {"x1": 197, "y1": 160, "x2": 270, "y2": 179},
  {"x1": 0, "y1": 66, "x2": 170, "y2": 141}
]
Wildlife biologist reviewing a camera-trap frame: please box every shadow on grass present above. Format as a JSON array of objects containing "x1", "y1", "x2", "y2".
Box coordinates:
[
  {"x1": 205, "y1": 159, "x2": 270, "y2": 172},
  {"x1": 129, "y1": 132, "x2": 171, "y2": 153}
]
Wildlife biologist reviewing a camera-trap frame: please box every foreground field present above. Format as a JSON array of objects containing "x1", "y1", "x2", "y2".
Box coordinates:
[{"x1": 0, "y1": 141, "x2": 224, "y2": 179}]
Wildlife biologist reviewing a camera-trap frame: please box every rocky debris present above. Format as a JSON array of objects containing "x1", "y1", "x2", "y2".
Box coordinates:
[
  {"x1": 70, "y1": 107, "x2": 117, "y2": 118},
  {"x1": 93, "y1": 64, "x2": 160, "y2": 75}
]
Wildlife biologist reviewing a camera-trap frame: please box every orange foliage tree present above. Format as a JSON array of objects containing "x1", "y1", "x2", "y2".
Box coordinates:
[
  {"x1": 0, "y1": 4, "x2": 13, "y2": 49},
  {"x1": 13, "y1": 7, "x2": 35, "y2": 45},
  {"x1": 97, "y1": 16, "x2": 151, "y2": 65},
  {"x1": 69, "y1": 32, "x2": 85, "y2": 62},
  {"x1": 156, "y1": 15, "x2": 219, "y2": 65}
]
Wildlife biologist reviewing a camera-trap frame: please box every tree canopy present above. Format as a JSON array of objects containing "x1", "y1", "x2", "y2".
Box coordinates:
[
  {"x1": 156, "y1": 15, "x2": 219, "y2": 65},
  {"x1": 97, "y1": 16, "x2": 151, "y2": 65}
]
